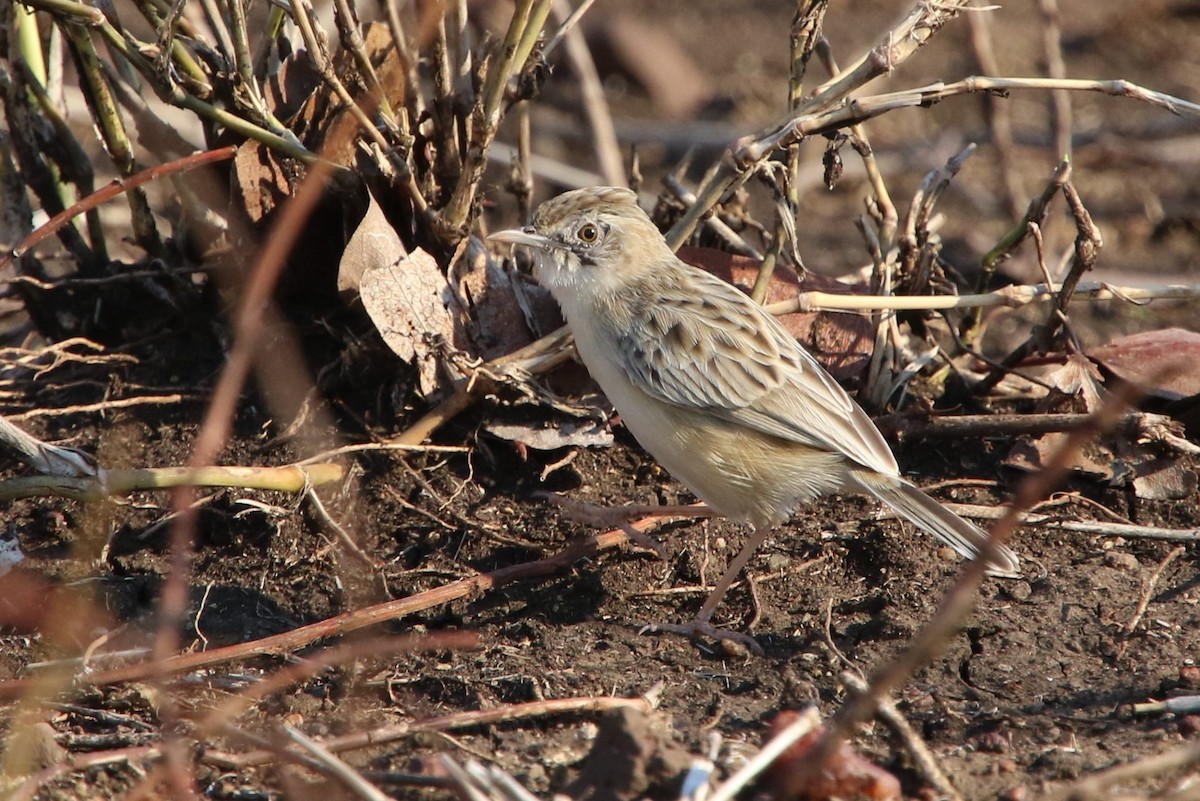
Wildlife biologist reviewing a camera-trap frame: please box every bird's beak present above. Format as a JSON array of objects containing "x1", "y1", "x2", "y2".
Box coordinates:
[{"x1": 487, "y1": 228, "x2": 557, "y2": 250}]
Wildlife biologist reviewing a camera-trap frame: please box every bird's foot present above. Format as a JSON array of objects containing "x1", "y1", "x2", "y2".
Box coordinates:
[{"x1": 639, "y1": 619, "x2": 763, "y2": 657}]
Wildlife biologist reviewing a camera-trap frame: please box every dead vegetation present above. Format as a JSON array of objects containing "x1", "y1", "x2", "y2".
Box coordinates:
[{"x1": 1, "y1": 0, "x2": 1200, "y2": 799}]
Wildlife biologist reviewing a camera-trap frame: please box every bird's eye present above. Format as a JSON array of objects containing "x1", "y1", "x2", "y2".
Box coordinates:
[{"x1": 576, "y1": 222, "x2": 599, "y2": 244}]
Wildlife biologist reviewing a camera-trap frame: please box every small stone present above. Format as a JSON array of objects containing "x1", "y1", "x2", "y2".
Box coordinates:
[
  {"x1": 977, "y1": 731, "x2": 1009, "y2": 753},
  {"x1": 718, "y1": 637, "x2": 752, "y2": 659},
  {"x1": 1104, "y1": 552, "x2": 1139, "y2": 570},
  {"x1": 905, "y1": 693, "x2": 935, "y2": 711},
  {"x1": 936, "y1": 545, "x2": 958, "y2": 563},
  {"x1": 1180, "y1": 665, "x2": 1200, "y2": 688},
  {"x1": 1001, "y1": 785, "x2": 1028, "y2": 801},
  {"x1": 1003, "y1": 581, "x2": 1033, "y2": 602},
  {"x1": 1179, "y1": 716, "x2": 1200, "y2": 737}
]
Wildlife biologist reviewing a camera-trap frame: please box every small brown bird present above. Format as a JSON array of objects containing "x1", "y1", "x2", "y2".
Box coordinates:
[{"x1": 490, "y1": 186, "x2": 1020, "y2": 650}]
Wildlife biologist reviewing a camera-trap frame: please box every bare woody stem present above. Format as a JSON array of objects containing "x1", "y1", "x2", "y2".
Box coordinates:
[{"x1": 0, "y1": 463, "x2": 345, "y2": 502}]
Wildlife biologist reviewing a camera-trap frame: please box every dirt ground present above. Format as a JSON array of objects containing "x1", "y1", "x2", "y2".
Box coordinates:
[{"x1": 3, "y1": 1, "x2": 1200, "y2": 800}]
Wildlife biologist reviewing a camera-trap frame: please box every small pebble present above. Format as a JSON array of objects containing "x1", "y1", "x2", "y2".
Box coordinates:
[
  {"x1": 1001, "y1": 785, "x2": 1028, "y2": 801},
  {"x1": 977, "y1": 731, "x2": 1009, "y2": 753},
  {"x1": 1180, "y1": 716, "x2": 1200, "y2": 737},
  {"x1": 1180, "y1": 665, "x2": 1200, "y2": 688},
  {"x1": 1003, "y1": 581, "x2": 1033, "y2": 602},
  {"x1": 1104, "y1": 551, "x2": 1139, "y2": 571}
]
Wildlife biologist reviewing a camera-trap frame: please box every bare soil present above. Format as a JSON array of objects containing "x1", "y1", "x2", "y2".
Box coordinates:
[{"x1": 3, "y1": 2, "x2": 1200, "y2": 800}]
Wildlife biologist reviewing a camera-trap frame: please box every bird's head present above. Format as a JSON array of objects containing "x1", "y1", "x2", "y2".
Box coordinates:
[{"x1": 488, "y1": 187, "x2": 672, "y2": 302}]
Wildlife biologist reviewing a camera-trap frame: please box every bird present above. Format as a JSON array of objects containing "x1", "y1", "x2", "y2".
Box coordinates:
[{"x1": 489, "y1": 186, "x2": 1021, "y2": 651}]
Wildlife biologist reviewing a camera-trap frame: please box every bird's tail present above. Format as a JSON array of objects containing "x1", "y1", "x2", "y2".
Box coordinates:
[{"x1": 852, "y1": 472, "x2": 1021, "y2": 577}]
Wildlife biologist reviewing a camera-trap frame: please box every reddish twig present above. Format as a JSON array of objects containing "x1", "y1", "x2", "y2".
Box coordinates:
[
  {"x1": 0, "y1": 146, "x2": 237, "y2": 272},
  {"x1": 0, "y1": 519, "x2": 659, "y2": 699},
  {"x1": 203, "y1": 695, "x2": 652, "y2": 769}
]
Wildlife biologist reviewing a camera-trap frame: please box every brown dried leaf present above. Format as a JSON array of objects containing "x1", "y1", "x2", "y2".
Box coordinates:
[
  {"x1": 1007, "y1": 356, "x2": 1115, "y2": 478},
  {"x1": 281, "y1": 23, "x2": 404, "y2": 163},
  {"x1": 1010, "y1": 349, "x2": 1196, "y2": 486},
  {"x1": 231, "y1": 140, "x2": 293, "y2": 224},
  {"x1": 1088, "y1": 328, "x2": 1200, "y2": 401},
  {"x1": 678, "y1": 246, "x2": 874, "y2": 381},
  {"x1": 1047, "y1": 353, "x2": 1106, "y2": 412},
  {"x1": 764, "y1": 712, "x2": 901, "y2": 801},
  {"x1": 456, "y1": 238, "x2": 544, "y2": 359},
  {"x1": 1133, "y1": 460, "x2": 1197, "y2": 500},
  {"x1": 1003, "y1": 432, "x2": 1117, "y2": 481},
  {"x1": 264, "y1": 50, "x2": 323, "y2": 126},
  {"x1": 360, "y1": 249, "x2": 461, "y2": 396},
  {"x1": 340, "y1": 194, "x2": 406, "y2": 294}
]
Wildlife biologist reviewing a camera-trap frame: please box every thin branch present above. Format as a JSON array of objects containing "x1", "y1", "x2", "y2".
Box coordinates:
[
  {"x1": 205, "y1": 696, "x2": 653, "y2": 769},
  {"x1": 0, "y1": 513, "x2": 660, "y2": 698},
  {"x1": 667, "y1": 1, "x2": 975, "y2": 249},
  {"x1": 1, "y1": 146, "x2": 236, "y2": 271},
  {"x1": 965, "y1": 6, "x2": 1023, "y2": 219},
  {"x1": 764, "y1": 279, "x2": 1200, "y2": 314},
  {"x1": 0, "y1": 463, "x2": 344, "y2": 502},
  {"x1": 933, "y1": 503, "x2": 1200, "y2": 543},
  {"x1": 738, "y1": 76, "x2": 1200, "y2": 167}
]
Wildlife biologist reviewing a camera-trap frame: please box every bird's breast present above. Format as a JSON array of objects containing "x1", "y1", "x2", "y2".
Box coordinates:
[{"x1": 561, "y1": 301, "x2": 849, "y2": 529}]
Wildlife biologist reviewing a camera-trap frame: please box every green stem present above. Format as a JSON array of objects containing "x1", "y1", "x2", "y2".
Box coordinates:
[
  {"x1": 0, "y1": 463, "x2": 345, "y2": 502},
  {"x1": 63, "y1": 22, "x2": 162, "y2": 255}
]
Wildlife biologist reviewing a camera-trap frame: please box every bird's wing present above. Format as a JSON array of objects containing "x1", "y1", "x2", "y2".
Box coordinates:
[{"x1": 614, "y1": 264, "x2": 899, "y2": 476}]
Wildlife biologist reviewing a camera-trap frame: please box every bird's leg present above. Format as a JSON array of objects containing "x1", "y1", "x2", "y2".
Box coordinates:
[
  {"x1": 641, "y1": 527, "x2": 771, "y2": 655},
  {"x1": 536, "y1": 491, "x2": 716, "y2": 556}
]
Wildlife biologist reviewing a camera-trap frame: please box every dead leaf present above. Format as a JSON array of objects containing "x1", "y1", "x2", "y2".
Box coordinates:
[
  {"x1": 1088, "y1": 328, "x2": 1200, "y2": 401},
  {"x1": 455, "y1": 237, "x2": 542, "y2": 359},
  {"x1": 764, "y1": 712, "x2": 901, "y2": 801},
  {"x1": 1010, "y1": 351, "x2": 1198, "y2": 486},
  {"x1": 485, "y1": 417, "x2": 613, "y2": 450},
  {"x1": 1006, "y1": 355, "x2": 1119, "y2": 478},
  {"x1": 1003, "y1": 431, "x2": 1117, "y2": 481},
  {"x1": 281, "y1": 23, "x2": 406, "y2": 164},
  {"x1": 678, "y1": 246, "x2": 874, "y2": 381},
  {"x1": 340, "y1": 193, "x2": 406, "y2": 293},
  {"x1": 231, "y1": 140, "x2": 294, "y2": 224},
  {"x1": 1047, "y1": 353, "x2": 1106, "y2": 412},
  {"x1": 264, "y1": 50, "x2": 323, "y2": 127},
  {"x1": 360, "y1": 248, "x2": 462, "y2": 396},
  {"x1": 1133, "y1": 460, "x2": 1197, "y2": 500}
]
